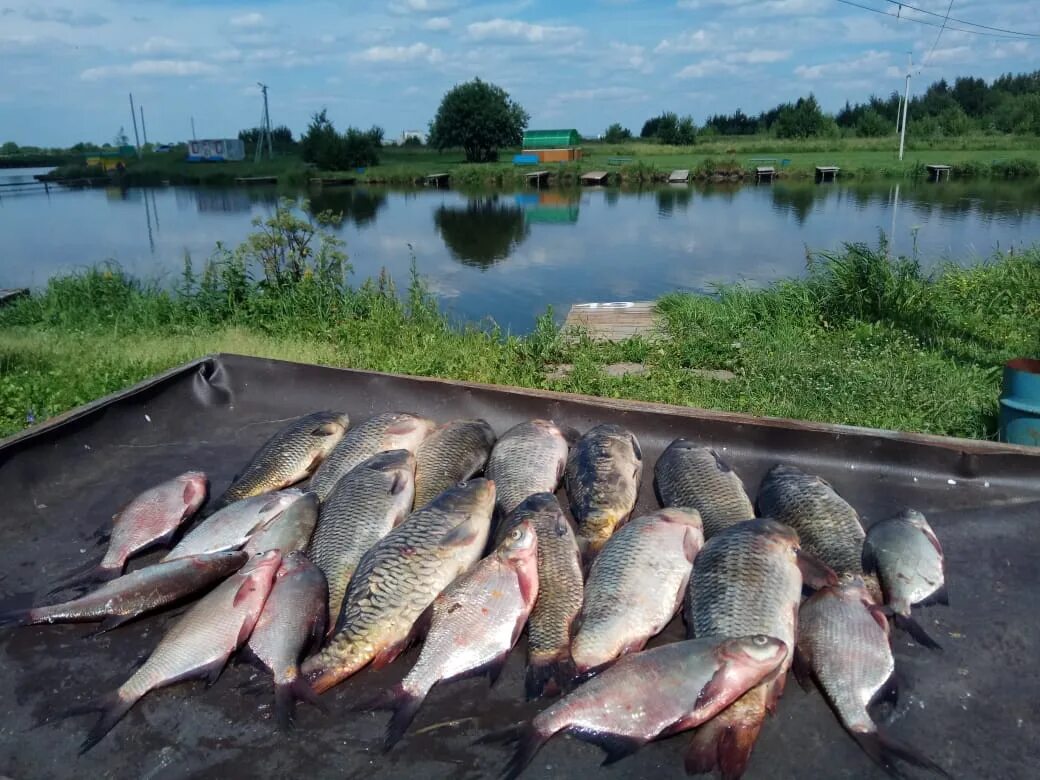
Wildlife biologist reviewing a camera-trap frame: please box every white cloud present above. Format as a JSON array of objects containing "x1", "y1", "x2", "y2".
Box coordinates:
[
  {"x1": 230, "y1": 12, "x2": 267, "y2": 28},
  {"x1": 23, "y1": 7, "x2": 108, "y2": 28},
  {"x1": 130, "y1": 37, "x2": 188, "y2": 56},
  {"x1": 550, "y1": 85, "x2": 648, "y2": 103},
  {"x1": 654, "y1": 29, "x2": 712, "y2": 54},
  {"x1": 424, "y1": 16, "x2": 452, "y2": 31},
  {"x1": 726, "y1": 49, "x2": 790, "y2": 64},
  {"x1": 675, "y1": 60, "x2": 740, "y2": 79},
  {"x1": 609, "y1": 42, "x2": 651, "y2": 72},
  {"x1": 794, "y1": 49, "x2": 891, "y2": 80},
  {"x1": 389, "y1": 0, "x2": 456, "y2": 13},
  {"x1": 80, "y1": 59, "x2": 219, "y2": 81},
  {"x1": 353, "y1": 42, "x2": 444, "y2": 64},
  {"x1": 467, "y1": 19, "x2": 584, "y2": 44},
  {"x1": 211, "y1": 49, "x2": 243, "y2": 63}
]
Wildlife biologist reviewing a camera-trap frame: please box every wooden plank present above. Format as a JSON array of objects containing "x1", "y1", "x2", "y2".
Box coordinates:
[
  {"x1": 0, "y1": 288, "x2": 29, "y2": 306},
  {"x1": 580, "y1": 171, "x2": 610, "y2": 185},
  {"x1": 564, "y1": 301, "x2": 663, "y2": 341},
  {"x1": 668, "y1": 169, "x2": 690, "y2": 183}
]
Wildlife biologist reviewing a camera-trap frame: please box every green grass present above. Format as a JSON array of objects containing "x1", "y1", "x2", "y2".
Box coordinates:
[{"x1": 2, "y1": 233, "x2": 1037, "y2": 441}]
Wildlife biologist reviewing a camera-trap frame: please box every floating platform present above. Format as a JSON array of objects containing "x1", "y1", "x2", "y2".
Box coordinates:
[
  {"x1": 564, "y1": 301, "x2": 661, "y2": 341},
  {"x1": 0, "y1": 288, "x2": 29, "y2": 306},
  {"x1": 927, "y1": 164, "x2": 952, "y2": 181},
  {"x1": 234, "y1": 176, "x2": 278, "y2": 184},
  {"x1": 815, "y1": 166, "x2": 840, "y2": 182},
  {"x1": 524, "y1": 170, "x2": 550, "y2": 187},
  {"x1": 755, "y1": 166, "x2": 776, "y2": 182},
  {"x1": 424, "y1": 172, "x2": 451, "y2": 187},
  {"x1": 668, "y1": 169, "x2": 690, "y2": 183},
  {"x1": 580, "y1": 171, "x2": 610, "y2": 185}
]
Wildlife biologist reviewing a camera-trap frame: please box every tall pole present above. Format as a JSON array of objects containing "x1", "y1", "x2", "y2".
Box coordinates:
[
  {"x1": 255, "y1": 82, "x2": 272, "y2": 161},
  {"x1": 139, "y1": 105, "x2": 149, "y2": 147},
  {"x1": 191, "y1": 116, "x2": 197, "y2": 140},
  {"x1": 264, "y1": 85, "x2": 273, "y2": 159},
  {"x1": 129, "y1": 92, "x2": 142, "y2": 157},
  {"x1": 898, "y1": 53, "x2": 911, "y2": 162}
]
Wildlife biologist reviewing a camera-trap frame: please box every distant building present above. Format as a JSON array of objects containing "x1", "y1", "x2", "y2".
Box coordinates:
[
  {"x1": 401, "y1": 130, "x2": 426, "y2": 145},
  {"x1": 186, "y1": 138, "x2": 245, "y2": 162}
]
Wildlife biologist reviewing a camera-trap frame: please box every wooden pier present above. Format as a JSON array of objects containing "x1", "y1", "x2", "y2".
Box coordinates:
[
  {"x1": 234, "y1": 176, "x2": 278, "y2": 185},
  {"x1": 815, "y1": 165, "x2": 840, "y2": 182},
  {"x1": 309, "y1": 176, "x2": 357, "y2": 187},
  {"x1": 580, "y1": 171, "x2": 610, "y2": 185},
  {"x1": 564, "y1": 301, "x2": 661, "y2": 341},
  {"x1": 0, "y1": 288, "x2": 29, "y2": 306},
  {"x1": 524, "y1": 170, "x2": 550, "y2": 187},
  {"x1": 755, "y1": 166, "x2": 776, "y2": 182},
  {"x1": 927, "y1": 164, "x2": 952, "y2": 181},
  {"x1": 424, "y1": 172, "x2": 451, "y2": 187},
  {"x1": 668, "y1": 169, "x2": 690, "y2": 183}
]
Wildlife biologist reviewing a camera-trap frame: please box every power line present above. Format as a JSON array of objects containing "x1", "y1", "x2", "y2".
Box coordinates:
[
  {"x1": 878, "y1": 0, "x2": 1040, "y2": 38},
  {"x1": 920, "y1": 0, "x2": 955, "y2": 71},
  {"x1": 832, "y1": 0, "x2": 1038, "y2": 39}
]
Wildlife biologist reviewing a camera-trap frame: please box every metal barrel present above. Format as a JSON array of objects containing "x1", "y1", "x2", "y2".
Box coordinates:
[{"x1": 999, "y1": 357, "x2": 1040, "y2": 447}]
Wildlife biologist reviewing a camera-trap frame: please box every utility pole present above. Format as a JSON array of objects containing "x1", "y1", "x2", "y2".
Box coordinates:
[
  {"x1": 139, "y1": 105, "x2": 149, "y2": 147},
  {"x1": 129, "y1": 92, "x2": 142, "y2": 157},
  {"x1": 898, "y1": 52, "x2": 911, "y2": 162},
  {"x1": 255, "y1": 82, "x2": 273, "y2": 162},
  {"x1": 191, "y1": 116, "x2": 197, "y2": 140}
]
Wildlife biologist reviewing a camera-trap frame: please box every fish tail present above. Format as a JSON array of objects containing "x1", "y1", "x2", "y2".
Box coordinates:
[
  {"x1": 300, "y1": 640, "x2": 369, "y2": 694},
  {"x1": 684, "y1": 700, "x2": 764, "y2": 779},
  {"x1": 76, "y1": 690, "x2": 139, "y2": 754},
  {"x1": 0, "y1": 606, "x2": 35, "y2": 628},
  {"x1": 382, "y1": 685, "x2": 428, "y2": 752},
  {"x1": 500, "y1": 723, "x2": 549, "y2": 780},
  {"x1": 524, "y1": 656, "x2": 576, "y2": 700},
  {"x1": 893, "y1": 614, "x2": 943, "y2": 651},
  {"x1": 851, "y1": 728, "x2": 950, "y2": 778},
  {"x1": 46, "y1": 563, "x2": 120, "y2": 596},
  {"x1": 273, "y1": 676, "x2": 327, "y2": 730}
]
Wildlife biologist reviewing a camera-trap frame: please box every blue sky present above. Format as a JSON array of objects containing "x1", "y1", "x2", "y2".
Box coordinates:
[{"x1": 2, "y1": 0, "x2": 1037, "y2": 146}]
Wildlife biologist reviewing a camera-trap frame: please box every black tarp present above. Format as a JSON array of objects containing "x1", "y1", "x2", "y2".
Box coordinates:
[{"x1": 1, "y1": 354, "x2": 1039, "y2": 779}]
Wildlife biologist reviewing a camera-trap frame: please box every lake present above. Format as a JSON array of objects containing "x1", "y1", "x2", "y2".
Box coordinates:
[{"x1": 2, "y1": 168, "x2": 1039, "y2": 331}]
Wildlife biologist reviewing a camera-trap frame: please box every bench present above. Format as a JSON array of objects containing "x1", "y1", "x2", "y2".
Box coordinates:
[
  {"x1": 749, "y1": 157, "x2": 778, "y2": 164},
  {"x1": 607, "y1": 156, "x2": 634, "y2": 166}
]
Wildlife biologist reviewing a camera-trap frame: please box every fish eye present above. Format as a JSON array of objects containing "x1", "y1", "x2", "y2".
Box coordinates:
[
  {"x1": 752, "y1": 635, "x2": 768, "y2": 646},
  {"x1": 509, "y1": 528, "x2": 523, "y2": 541}
]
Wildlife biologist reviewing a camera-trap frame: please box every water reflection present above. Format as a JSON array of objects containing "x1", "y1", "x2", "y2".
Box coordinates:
[
  {"x1": 515, "y1": 191, "x2": 580, "y2": 224},
  {"x1": 771, "y1": 184, "x2": 819, "y2": 225},
  {"x1": 434, "y1": 195, "x2": 529, "y2": 269},
  {"x1": 656, "y1": 185, "x2": 694, "y2": 217},
  {"x1": 309, "y1": 188, "x2": 388, "y2": 228}
]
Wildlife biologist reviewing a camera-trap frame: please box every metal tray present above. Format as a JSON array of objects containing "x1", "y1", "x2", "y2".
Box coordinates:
[{"x1": 2, "y1": 354, "x2": 1038, "y2": 779}]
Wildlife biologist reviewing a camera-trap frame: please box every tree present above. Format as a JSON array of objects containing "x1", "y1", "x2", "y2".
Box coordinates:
[
  {"x1": 300, "y1": 110, "x2": 380, "y2": 170},
  {"x1": 855, "y1": 109, "x2": 890, "y2": 138},
  {"x1": 0, "y1": 141, "x2": 18, "y2": 155},
  {"x1": 238, "y1": 125, "x2": 297, "y2": 156},
  {"x1": 640, "y1": 116, "x2": 662, "y2": 138},
  {"x1": 674, "y1": 115, "x2": 697, "y2": 145},
  {"x1": 774, "y1": 95, "x2": 829, "y2": 139},
  {"x1": 604, "y1": 123, "x2": 632, "y2": 143},
  {"x1": 429, "y1": 78, "x2": 528, "y2": 162}
]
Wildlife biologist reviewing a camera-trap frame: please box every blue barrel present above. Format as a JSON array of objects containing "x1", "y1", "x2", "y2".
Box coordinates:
[{"x1": 999, "y1": 358, "x2": 1040, "y2": 447}]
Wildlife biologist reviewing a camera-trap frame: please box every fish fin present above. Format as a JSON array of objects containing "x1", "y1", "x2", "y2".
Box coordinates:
[
  {"x1": 274, "y1": 677, "x2": 327, "y2": 729},
  {"x1": 709, "y1": 449, "x2": 732, "y2": 473},
  {"x1": 499, "y1": 723, "x2": 549, "y2": 780},
  {"x1": 919, "y1": 584, "x2": 950, "y2": 608},
  {"x1": 893, "y1": 614, "x2": 943, "y2": 651},
  {"x1": 0, "y1": 607, "x2": 33, "y2": 628},
  {"x1": 389, "y1": 472, "x2": 409, "y2": 496},
  {"x1": 873, "y1": 673, "x2": 900, "y2": 709},
  {"x1": 483, "y1": 652, "x2": 510, "y2": 687},
  {"x1": 763, "y1": 672, "x2": 787, "y2": 715},
  {"x1": 77, "y1": 690, "x2": 139, "y2": 755},
  {"x1": 684, "y1": 707, "x2": 764, "y2": 779},
  {"x1": 791, "y1": 649, "x2": 814, "y2": 693},
  {"x1": 370, "y1": 640, "x2": 409, "y2": 671},
  {"x1": 85, "y1": 614, "x2": 136, "y2": 637},
  {"x1": 311, "y1": 421, "x2": 343, "y2": 436},
  {"x1": 232, "y1": 576, "x2": 260, "y2": 609},
  {"x1": 440, "y1": 517, "x2": 480, "y2": 547},
  {"x1": 794, "y1": 548, "x2": 838, "y2": 590},
  {"x1": 573, "y1": 729, "x2": 646, "y2": 766},
  {"x1": 851, "y1": 728, "x2": 950, "y2": 779},
  {"x1": 525, "y1": 657, "x2": 576, "y2": 700},
  {"x1": 383, "y1": 687, "x2": 427, "y2": 751},
  {"x1": 203, "y1": 656, "x2": 229, "y2": 688},
  {"x1": 183, "y1": 479, "x2": 204, "y2": 506}
]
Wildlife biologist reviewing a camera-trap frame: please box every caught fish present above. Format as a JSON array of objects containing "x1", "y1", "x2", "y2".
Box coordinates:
[
  {"x1": 494, "y1": 635, "x2": 788, "y2": 780},
  {"x1": 564, "y1": 424, "x2": 643, "y2": 560},
  {"x1": 757, "y1": 464, "x2": 868, "y2": 580},
  {"x1": 307, "y1": 450, "x2": 415, "y2": 629},
  {"x1": 242, "y1": 491, "x2": 319, "y2": 557},
  {"x1": 796, "y1": 576, "x2": 948, "y2": 777},
  {"x1": 309, "y1": 412, "x2": 435, "y2": 502},
  {"x1": 495, "y1": 493, "x2": 583, "y2": 699},
  {"x1": 653, "y1": 440, "x2": 754, "y2": 539},
  {"x1": 301, "y1": 479, "x2": 496, "y2": 694},
  {"x1": 862, "y1": 509, "x2": 947, "y2": 650},
  {"x1": 245, "y1": 551, "x2": 328, "y2": 728},
  {"x1": 62, "y1": 471, "x2": 209, "y2": 586},
  {"x1": 414, "y1": 419, "x2": 497, "y2": 508},
  {"x1": 364, "y1": 520, "x2": 539, "y2": 749},
  {"x1": 683, "y1": 518, "x2": 836, "y2": 779},
  {"x1": 571, "y1": 509, "x2": 703, "y2": 676},
  {"x1": 71, "y1": 550, "x2": 281, "y2": 753},
  {"x1": 211, "y1": 411, "x2": 349, "y2": 510},
  {"x1": 161, "y1": 490, "x2": 303, "y2": 561},
  {"x1": 486, "y1": 420, "x2": 573, "y2": 517},
  {"x1": 0, "y1": 551, "x2": 247, "y2": 632}
]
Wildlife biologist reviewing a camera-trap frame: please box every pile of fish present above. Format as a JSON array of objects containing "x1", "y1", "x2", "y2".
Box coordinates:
[{"x1": 0, "y1": 409, "x2": 952, "y2": 777}]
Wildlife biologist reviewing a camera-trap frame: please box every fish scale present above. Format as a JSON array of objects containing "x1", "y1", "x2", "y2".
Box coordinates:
[
  {"x1": 414, "y1": 419, "x2": 496, "y2": 508},
  {"x1": 485, "y1": 420, "x2": 572, "y2": 517},
  {"x1": 308, "y1": 450, "x2": 415, "y2": 629},
  {"x1": 653, "y1": 440, "x2": 754, "y2": 539},
  {"x1": 300, "y1": 479, "x2": 495, "y2": 694}
]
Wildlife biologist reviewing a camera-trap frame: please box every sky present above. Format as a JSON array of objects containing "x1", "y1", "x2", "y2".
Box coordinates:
[{"x1": 1, "y1": 0, "x2": 1038, "y2": 147}]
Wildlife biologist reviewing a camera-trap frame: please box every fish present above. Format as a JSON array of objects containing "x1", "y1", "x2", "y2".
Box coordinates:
[
  {"x1": 862, "y1": 509, "x2": 947, "y2": 650},
  {"x1": 242, "y1": 491, "x2": 319, "y2": 557},
  {"x1": 563, "y1": 423, "x2": 643, "y2": 560},
  {"x1": 413, "y1": 419, "x2": 497, "y2": 508},
  {"x1": 307, "y1": 450, "x2": 416, "y2": 629},
  {"x1": 683, "y1": 518, "x2": 836, "y2": 779},
  {"x1": 161, "y1": 490, "x2": 304, "y2": 561},
  {"x1": 653, "y1": 440, "x2": 754, "y2": 539},
  {"x1": 757, "y1": 464, "x2": 869, "y2": 581},
  {"x1": 485, "y1": 420, "x2": 573, "y2": 517},
  {"x1": 494, "y1": 635, "x2": 788, "y2": 780},
  {"x1": 309, "y1": 412, "x2": 436, "y2": 502},
  {"x1": 795, "y1": 576, "x2": 948, "y2": 777},
  {"x1": 70, "y1": 550, "x2": 282, "y2": 753},
  {"x1": 571, "y1": 508, "x2": 703, "y2": 677},
  {"x1": 58, "y1": 471, "x2": 209, "y2": 587},
  {"x1": 0, "y1": 551, "x2": 247, "y2": 632},
  {"x1": 244, "y1": 550, "x2": 328, "y2": 728},
  {"x1": 363, "y1": 519, "x2": 539, "y2": 749},
  {"x1": 494, "y1": 492, "x2": 584, "y2": 699},
  {"x1": 301, "y1": 479, "x2": 496, "y2": 694},
  {"x1": 210, "y1": 411, "x2": 349, "y2": 510}
]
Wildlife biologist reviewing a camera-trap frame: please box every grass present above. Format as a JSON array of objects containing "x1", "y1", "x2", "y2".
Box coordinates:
[{"x1": 2, "y1": 211, "x2": 1037, "y2": 442}]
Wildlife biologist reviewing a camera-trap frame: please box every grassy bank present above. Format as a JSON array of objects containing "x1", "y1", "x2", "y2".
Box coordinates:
[{"x1": 1, "y1": 203, "x2": 1036, "y2": 440}]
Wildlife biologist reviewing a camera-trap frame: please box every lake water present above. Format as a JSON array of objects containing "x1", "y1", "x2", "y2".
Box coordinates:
[{"x1": 2, "y1": 167, "x2": 1039, "y2": 331}]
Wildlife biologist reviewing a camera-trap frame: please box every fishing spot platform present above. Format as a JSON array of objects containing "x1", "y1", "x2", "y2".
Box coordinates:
[
  {"x1": 815, "y1": 166, "x2": 840, "y2": 182},
  {"x1": 927, "y1": 164, "x2": 952, "y2": 181},
  {"x1": 580, "y1": 171, "x2": 611, "y2": 185},
  {"x1": 564, "y1": 301, "x2": 661, "y2": 341}
]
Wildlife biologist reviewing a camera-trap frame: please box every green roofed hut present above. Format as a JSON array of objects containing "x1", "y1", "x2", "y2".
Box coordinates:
[{"x1": 522, "y1": 129, "x2": 582, "y2": 162}]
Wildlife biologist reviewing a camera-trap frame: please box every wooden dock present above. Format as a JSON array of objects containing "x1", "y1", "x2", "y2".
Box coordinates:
[
  {"x1": 0, "y1": 288, "x2": 29, "y2": 306},
  {"x1": 524, "y1": 170, "x2": 550, "y2": 187},
  {"x1": 564, "y1": 301, "x2": 661, "y2": 341},
  {"x1": 235, "y1": 176, "x2": 278, "y2": 185},
  {"x1": 927, "y1": 164, "x2": 952, "y2": 181},
  {"x1": 815, "y1": 165, "x2": 840, "y2": 182},
  {"x1": 755, "y1": 166, "x2": 776, "y2": 182},
  {"x1": 424, "y1": 172, "x2": 451, "y2": 187},
  {"x1": 668, "y1": 169, "x2": 690, "y2": 183},
  {"x1": 309, "y1": 176, "x2": 357, "y2": 187},
  {"x1": 580, "y1": 171, "x2": 610, "y2": 185}
]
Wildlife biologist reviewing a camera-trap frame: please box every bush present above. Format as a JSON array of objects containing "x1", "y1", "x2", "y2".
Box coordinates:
[
  {"x1": 300, "y1": 109, "x2": 381, "y2": 170},
  {"x1": 604, "y1": 123, "x2": 632, "y2": 143}
]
